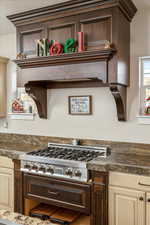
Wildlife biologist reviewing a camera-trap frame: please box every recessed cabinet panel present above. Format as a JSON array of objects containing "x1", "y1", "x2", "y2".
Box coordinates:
[
  {"x1": 0, "y1": 167, "x2": 14, "y2": 211},
  {"x1": 80, "y1": 17, "x2": 111, "y2": 50},
  {"x1": 48, "y1": 24, "x2": 76, "y2": 43},
  {"x1": 109, "y1": 186, "x2": 145, "y2": 225},
  {"x1": 21, "y1": 30, "x2": 42, "y2": 56}
]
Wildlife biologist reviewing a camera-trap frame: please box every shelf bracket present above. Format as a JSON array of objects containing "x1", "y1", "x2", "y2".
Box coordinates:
[
  {"x1": 25, "y1": 82, "x2": 47, "y2": 119},
  {"x1": 110, "y1": 84, "x2": 126, "y2": 121}
]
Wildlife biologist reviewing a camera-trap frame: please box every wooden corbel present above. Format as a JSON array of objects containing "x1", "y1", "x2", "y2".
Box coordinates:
[
  {"x1": 110, "y1": 84, "x2": 127, "y2": 121},
  {"x1": 25, "y1": 81, "x2": 47, "y2": 119}
]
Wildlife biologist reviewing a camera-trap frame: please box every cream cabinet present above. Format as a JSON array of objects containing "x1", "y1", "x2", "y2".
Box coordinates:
[
  {"x1": 109, "y1": 186, "x2": 145, "y2": 225},
  {"x1": 109, "y1": 172, "x2": 150, "y2": 225},
  {"x1": 0, "y1": 57, "x2": 8, "y2": 117},
  {"x1": 0, "y1": 156, "x2": 14, "y2": 211}
]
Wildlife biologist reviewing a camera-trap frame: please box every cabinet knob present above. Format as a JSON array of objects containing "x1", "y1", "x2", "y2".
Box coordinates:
[
  {"x1": 147, "y1": 198, "x2": 150, "y2": 203},
  {"x1": 139, "y1": 197, "x2": 144, "y2": 201}
]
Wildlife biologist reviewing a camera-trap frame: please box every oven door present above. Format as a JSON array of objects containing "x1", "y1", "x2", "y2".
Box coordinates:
[{"x1": 23, "y1": 173, "x2": 91, "y2": 214}]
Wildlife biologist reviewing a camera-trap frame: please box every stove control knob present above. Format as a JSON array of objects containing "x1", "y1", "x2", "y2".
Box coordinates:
[
  {"x1": 75, "y1": 170, "x2": 82, "y2": 177},
  {"x1": 39, "y1": 166, "x2": 46, "y2": 173},
  {"x1": 65, "y1": 168, "x2": 73, "y2": 176},
  {"x1": 47, "y1": 167, "x2": 54, "y2": 174},
  {"x1": 24, "y1": 164, "x2": 31, "y2": 170},
  {"x1": 32, "y1": 165, "x2": 38, "y2": 171}
]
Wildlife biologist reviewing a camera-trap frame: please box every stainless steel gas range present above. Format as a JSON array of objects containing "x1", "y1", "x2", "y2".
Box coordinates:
[{"x1": 20, "y1": 142, "x2": 110, "y2": 182}]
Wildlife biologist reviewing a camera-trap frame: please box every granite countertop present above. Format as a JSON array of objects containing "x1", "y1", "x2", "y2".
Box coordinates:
[
  {"x1": 87, "y1": 152, "x2": 150, "y2": 176},
  {"x1": 0, "y1": 210, "x2": 54, "y2": 225},
  {"x1": 0, "y1": 143, "x2": 42, "y2": 160},
  {"x1": 1, "y1": 142, "x2": 150, "y2": 176}
]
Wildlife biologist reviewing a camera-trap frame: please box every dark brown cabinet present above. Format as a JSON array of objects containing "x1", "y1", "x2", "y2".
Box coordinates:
[
  {"x1": 24, "y1": 173, "x2": 91, "y2": 214},
  {"x1": 91, "y1": 171, "x2": 108, "y2": 225},
  {"x1": 8, "y1": 0, "x2": 137, "y2": 121}
]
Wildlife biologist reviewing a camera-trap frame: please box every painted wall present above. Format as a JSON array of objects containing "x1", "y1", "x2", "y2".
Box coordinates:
[{"x1": 0, "y1": 8, "x2": 150, "y2": 143}]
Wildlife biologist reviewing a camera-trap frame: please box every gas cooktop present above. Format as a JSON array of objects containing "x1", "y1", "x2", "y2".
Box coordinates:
[
  {"x1": 20, "y1": 142, "x2": 110, "y2": 182},
  {"x1": 27, "y1": 144, "x2": 106, "y2": 162}
]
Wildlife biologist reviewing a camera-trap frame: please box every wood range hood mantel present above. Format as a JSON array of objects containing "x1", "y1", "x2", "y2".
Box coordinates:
[
  {"x1": 8, "y1": 0, "x2": 137, "y2": 121},
  {"x1": 13, "y1": 49, "x2": 116, "y2": 69}
]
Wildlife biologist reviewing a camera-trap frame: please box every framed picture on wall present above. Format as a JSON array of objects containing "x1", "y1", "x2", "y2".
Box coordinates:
[{"x1": 68, "y1": 95, "x2": 92, "y2": 115}]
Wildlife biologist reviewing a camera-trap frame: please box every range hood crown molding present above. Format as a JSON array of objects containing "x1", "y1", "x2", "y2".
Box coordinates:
[{"x1": 7, "y1": 0, "x2": 137, "y2": 25}]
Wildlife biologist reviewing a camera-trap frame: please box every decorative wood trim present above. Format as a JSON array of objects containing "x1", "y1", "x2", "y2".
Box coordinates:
[
  {"x1": 91, "y1": 171, "x2": 108, "y2": 225},
  {"x1": 7, "y1": 0, "x2": 137, "y2": 26},
  {"x1": 13, "y1": 49, "x2": 116, "y2": 69},
  {"x1": 110, "y1": 84, "x2": 126, "y2": 121},
  {"x1": 13, "y1": 160, "x2": 23, "y2": 213}
]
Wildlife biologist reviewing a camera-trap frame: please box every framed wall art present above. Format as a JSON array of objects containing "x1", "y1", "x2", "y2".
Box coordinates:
[{"x1": 68, "y1": 95, "x2": 92, "y2": 115}]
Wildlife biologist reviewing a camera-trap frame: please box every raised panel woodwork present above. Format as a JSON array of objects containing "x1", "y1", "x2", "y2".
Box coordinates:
[
  {"x1": 0, "y1": 167, "x2": 14, "y2": 211},
  {"x1": 109, "y1": 186, "x2": 145, "y2": 225},
  {"x1": 80, "y1": 16, "x2": 111, "y2": 50},
  {"x1": 48, "y1": 24, "x2": 76, "y2": 43},
  {"x1": 13, "y1": 160, "x2": 23, "y2": 213},
  {"x1": 21, "y1": 30, "x2": 42, "y2": 56},
  {"x1": 17, "y1": 23, "x2": 45, "y2": 57},
  {"x1": 24, "y1": 173, "x2": 91, "y2": 214},
  {"x1": 91, "y1": 171, "x2": 108, "y2": 225}
]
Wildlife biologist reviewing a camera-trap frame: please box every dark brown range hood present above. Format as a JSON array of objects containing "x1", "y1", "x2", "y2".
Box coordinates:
[{"x1": 8, "y1": 0, "x2": 137, "y2": 121}]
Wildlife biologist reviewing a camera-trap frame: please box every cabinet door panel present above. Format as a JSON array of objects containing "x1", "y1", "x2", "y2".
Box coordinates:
[
  {"x1": 17, "y1": 23, "x2": 45, "y2": 57},
  {"x1": 48, "y1": 24, "x2": 75, "y2": 43},
  {"x1": 21, "y1": 30, "x2": 42, "y2": 56},
  {"x1": 109, "y1": 186, "x2": 145, "y2": 225},
  {"x1": 0, "y1": 168, "x2": 14, "y2": 211}
]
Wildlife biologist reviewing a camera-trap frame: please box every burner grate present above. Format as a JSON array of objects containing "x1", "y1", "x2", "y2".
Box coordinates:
[{"x1": 27, "y1": 146, "x2": 105, "y2": 162}]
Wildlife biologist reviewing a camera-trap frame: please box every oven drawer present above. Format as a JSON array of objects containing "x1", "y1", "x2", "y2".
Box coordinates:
[{"x1": 24, "y1": 174, "x2": 91, "y2": 214}]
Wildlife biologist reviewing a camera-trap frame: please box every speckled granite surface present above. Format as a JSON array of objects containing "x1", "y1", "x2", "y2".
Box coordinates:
[
  {"x1": 0, "y1": 143, "x2": 40, "y2": 160},
  {"x1": 87, "y1": 152, "x2": 150, "y2": 176},
  {"x1": 0, "y1": 210, "x2": 54, "y2": 225}
]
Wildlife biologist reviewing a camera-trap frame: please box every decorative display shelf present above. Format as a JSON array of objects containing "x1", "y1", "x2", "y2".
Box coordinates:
[
  {"x1": 13, "y1": 49, "x2": 116, "y2": 69},
  {"x1": 8, "y1": 113, "x2": 35, "y2": 120}
]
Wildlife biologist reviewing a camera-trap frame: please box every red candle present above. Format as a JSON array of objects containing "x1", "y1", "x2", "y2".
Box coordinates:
[{"x1": 78, "y1": 32, "x2": 85, "y2": 52}]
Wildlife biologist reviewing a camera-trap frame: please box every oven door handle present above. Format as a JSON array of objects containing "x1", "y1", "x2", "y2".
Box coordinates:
[{"x1": 48, "y1": 190, "x2": 59, "y2": 196}]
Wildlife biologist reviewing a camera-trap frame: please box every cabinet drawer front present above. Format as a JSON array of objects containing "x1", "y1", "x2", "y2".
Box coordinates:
[
  {"x1": 109, "y1": 172, "x2": 150, "y2": 192},
  {"x1": 24, "y1": 174, "x2": 91, "y2": 214}
]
